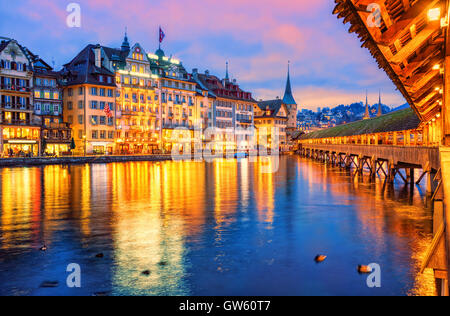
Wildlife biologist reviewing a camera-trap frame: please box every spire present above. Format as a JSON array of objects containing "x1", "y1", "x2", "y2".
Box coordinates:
[
  {"x1": 121, "y1": 27, "x2": 130, "y2": 52},
  {"x1": 377, "y1": 90, "x2": 382, "y2": 117},
  {"x1": 282, "y1": 61, "x2": 297, "y2": 105},
  {"x1": 225, "y1": 61, "x2": 229, "y2": 81},
  {"x1": 364, "y1": 90, "x2": 370, "y2": 120}
]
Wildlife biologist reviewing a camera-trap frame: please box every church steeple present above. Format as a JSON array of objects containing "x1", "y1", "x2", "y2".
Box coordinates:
[
  {"x1": 282, "y1": 61, "x2": 297, "y2": 105},
  {"x1": 225, "y1": 61, "x2": 229, "y2": 81},
  {"x1": 121, "y1": 27, "x2": 130, "y2": 53},
  {"x1": 364, "y1": 90, "x2": 370, "y2": 120},
  {"x1": 377, "y1": 90, "x2": 382, "y2": 117}
]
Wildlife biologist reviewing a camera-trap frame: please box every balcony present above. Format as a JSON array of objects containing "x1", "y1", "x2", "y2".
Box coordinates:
[
  {"x1": 1, "y1": 119, "x2": 41, "y2": 127},
  {"x1": 0, "y1": 85, "x2": 31, "y2": 93},
  {"x1": 0, "y1": 103, "x2": 33, "y2": 111},
  {"x1": 43, "y1": 122, "x2": 71, "y2": 130}
]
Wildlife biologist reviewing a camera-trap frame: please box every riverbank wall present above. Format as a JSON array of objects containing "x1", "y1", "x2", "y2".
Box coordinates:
[{"x1": 0, "y1": 155, "x2": 173, "y2": 168}]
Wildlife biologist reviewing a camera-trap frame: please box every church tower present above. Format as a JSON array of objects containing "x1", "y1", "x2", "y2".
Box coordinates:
[
  {"x1": 363, "y1": 90, "x2": 370, "y2": 120},
  {"x1": 377, "y1": 90, "x2": 383, "y2": 117},
  {"x1": 283, "y1": 62, "x2": 298, "y2": 129}
]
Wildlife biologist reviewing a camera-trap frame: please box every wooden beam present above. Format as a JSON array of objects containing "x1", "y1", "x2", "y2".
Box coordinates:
[{"x1": 389, "y1": 25, "x2": 439, "y2": 64}]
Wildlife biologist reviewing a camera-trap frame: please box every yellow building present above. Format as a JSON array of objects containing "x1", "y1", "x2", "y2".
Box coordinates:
[
  {"x1": 61, "y1": 45, "x2": 116, "y2": 155},
  {"x1": 254, "y1": 99, "x2": 288, "y2": 150},
  {"x1": 109, "y1": 39, "x2": 161, "y2": 154},
  {"x1": 148, "y1": 48, "x2": 198, "y2": 153},
  {"x1": 0, "y1": 38, "x2": 41, "y2": 157}
]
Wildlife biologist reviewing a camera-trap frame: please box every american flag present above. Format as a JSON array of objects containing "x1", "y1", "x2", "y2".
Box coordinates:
[{"x1": 104, "y1": 104, "x2": 113, "y2": 118}]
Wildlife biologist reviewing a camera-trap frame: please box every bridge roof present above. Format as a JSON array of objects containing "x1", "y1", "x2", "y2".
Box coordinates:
[
  {"x1": 333, "y1": 0, "x2": 445, "y2": 123},
  {"x1": 300, "y1": 108, "x2": 421, "y2": 140}
]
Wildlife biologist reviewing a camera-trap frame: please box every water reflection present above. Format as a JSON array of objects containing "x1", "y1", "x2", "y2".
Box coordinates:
[{"x1": 0, "y1": 157, "x2": 436, "y2": 296}]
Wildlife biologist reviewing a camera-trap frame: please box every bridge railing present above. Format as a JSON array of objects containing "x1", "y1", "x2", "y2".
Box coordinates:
[{"x1": 300, "y1": 128, "x2": 440, "y2": 148}]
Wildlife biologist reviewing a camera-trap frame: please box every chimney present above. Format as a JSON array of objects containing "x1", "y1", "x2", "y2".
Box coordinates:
[
  {"x1": 94, "y1": 45, "x2": 102, "y2": 68},
  {"x1": 205, "y1": 70, "x2": 210, "y2": 76},
  {"x1": 192, "y1": 68, "x2": 198, "y2": 79}
]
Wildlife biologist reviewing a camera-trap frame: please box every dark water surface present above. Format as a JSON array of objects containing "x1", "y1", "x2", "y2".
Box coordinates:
[{"x1": 0, "y1": 156, "x2": 436, "y2": 296}]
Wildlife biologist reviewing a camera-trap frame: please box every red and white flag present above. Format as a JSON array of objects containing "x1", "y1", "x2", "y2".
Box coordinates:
[
  {"x1": 159, "y1": 27, "x2": 165, "y2": 43},
  {"x1": 104, "y1": 104, "x2": 113, "y2": 118}
]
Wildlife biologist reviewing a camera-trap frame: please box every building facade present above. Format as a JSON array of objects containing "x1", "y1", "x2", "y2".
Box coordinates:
[
  {"x1": 0, "y1": 38, "x2": 40, "y2": 157},
  {"x1": 61, "y1": 45, "x2": 116, "y2": 155},
  {"x1": 255, "y1": 64, "x2": 299, "y2": 151},
  {"x1": 194, "y1": 68, "x2": 256, "y2": 152},
  {"x1": 32, "y1": 58, "x2": 72, "y2": 156},
  {"x1": 148, "y1": 48, "x2": 198, "y2": 153},
  {"x1": 104, "y1": 36, "x2": 161, "y2": 154}
]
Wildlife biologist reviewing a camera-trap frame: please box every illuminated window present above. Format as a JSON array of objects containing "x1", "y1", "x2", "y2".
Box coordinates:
[
  {"x1": 132, "y1": 65, "x2": 137, "y2": 72},
  {"x1": 44, "y1": 91, "x2": 50, "y2": 99}
]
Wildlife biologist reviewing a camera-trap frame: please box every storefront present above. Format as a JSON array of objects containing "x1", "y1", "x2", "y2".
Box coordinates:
[
  {"x1": 2, "y1": 127, "x2": 41, "y2": 157},
  {"x1": 3, "y1": 140, "x2": 39, "y2": 157},
  {"x1": 44, "y1": 144, "x2": 70, "y2": 156},
  {"x1": 90, "y1": 142, "x2": 114, "y2": 155}
]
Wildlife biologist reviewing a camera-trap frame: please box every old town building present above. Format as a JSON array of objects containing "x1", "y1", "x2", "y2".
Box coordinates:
[
  {"x1": 193, "y1": 66, "x2": 256, "y2": 151},
  {"x1": 31, "y1": 56, "x2": 72, "y2": 156},
  {"x1": 0, "y1": 38, "x2": 40, "y2": 157},
  {"x1": 101, "y1": 34, "x2": 161, "y2": 154},
  {"x1": 149, "y1": 47, "x2": 198, "y2": 152},
  {"x1": 255, "y1": 64, "x2": 298, "y2": 151},
  {"x1": 60, "y1": 44, "x2": 116, "y2": 155}
]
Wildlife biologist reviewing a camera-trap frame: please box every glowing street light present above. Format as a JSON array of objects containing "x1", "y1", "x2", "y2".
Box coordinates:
[{"x1": 428, "y1": 8, "x2": 441, "y2": 22}]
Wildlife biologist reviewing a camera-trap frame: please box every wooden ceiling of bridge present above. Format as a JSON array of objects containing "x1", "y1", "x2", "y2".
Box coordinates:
[{"x1": 333, "y1": 0, "x2": 445, "y2": 123}]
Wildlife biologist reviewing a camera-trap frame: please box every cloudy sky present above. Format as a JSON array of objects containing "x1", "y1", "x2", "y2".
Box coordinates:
[{"x1": 0, "y1": 0, "x2": 406, "y2": 110}]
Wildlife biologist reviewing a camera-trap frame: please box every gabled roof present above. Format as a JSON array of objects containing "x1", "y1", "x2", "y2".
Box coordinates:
[
  {"x1": 61, "y1": 44, "x2": 116, "y2": 87},
  {"x1": 195, "y1": 72, "x2": 256, "y2": 102},
  {"x1": 0, "y1": 39, "x2": 11, "y2": 53},
  {"x1": 256, "y1": 99, "x2": 288, "y2": 119},
  {"x1": 299, "y1": 108, "x2": 420, "y2": 140}
]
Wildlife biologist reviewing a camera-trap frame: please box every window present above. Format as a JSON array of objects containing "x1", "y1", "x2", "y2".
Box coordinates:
[
  {"x1": 78, "y1": 115, "x2": 84, "y2": 124},
  {"x1": 68, "y1": 115, "x2": 73, "y2": 124},
  {"x1": 90, "y1": 87, "x2": 98, "y2": 95},
  {"x1": 107, "y1": 89, "x2": 113, "y2": 97},
  {"x1": 92, "y1": 131, "x2": 98, "y2": 139},
  {"x1": 100, "y1": 116, "x2": 106, "y2": 125},
  {"x1": 90, "y1": 101, "x2": 98, "y2": 109},
  {"x1": 67, "y1": 102, "x2": 73, "y2": 110},
  {"x1": 68, "y1": 88, "x2": 73, "y2": 96},
  {"x1": 78, "y1": 101, "x2": 84, "y2": 109},
  {"x1": 78, "y1": 130, "x2": 83, "y2": 139},
  {"x1": 91, "y1": 116, "x2": 98, "y2": 125},
  {"x1": 100, "y1": 131, "x2": 106, "y2": 139},
  {"x1": 99, "y1": 88, "x2": 105, "y2": 96},
  {"x1": 100, "y1": 102, "x2": 105, "y2": 110},
  {"x1": 108, "y1": 102, "x2": 114, "y2": 111},
  {"x1": 79, "y1": 87, "x2": 84, "y2": 95}
]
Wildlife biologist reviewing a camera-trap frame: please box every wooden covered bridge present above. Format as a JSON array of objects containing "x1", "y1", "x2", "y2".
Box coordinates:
[{"x1": 299, "y1": 0, "x2": 450, "y2": 295}]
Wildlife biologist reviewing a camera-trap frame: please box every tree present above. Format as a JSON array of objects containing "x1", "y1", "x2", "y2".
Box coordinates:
[{"x1": 70, "y1": 138, "x2": 76, "y2": 152}]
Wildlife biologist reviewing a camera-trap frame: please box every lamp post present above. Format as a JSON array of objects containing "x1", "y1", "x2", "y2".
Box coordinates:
[{"x1": 83, "y1": 135, "x2": 86, "y2": 156}]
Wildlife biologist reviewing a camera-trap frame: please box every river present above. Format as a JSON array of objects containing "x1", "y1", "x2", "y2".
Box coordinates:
[{"x1": 0, "y1": 156, "x2": 436, "y2": 296}]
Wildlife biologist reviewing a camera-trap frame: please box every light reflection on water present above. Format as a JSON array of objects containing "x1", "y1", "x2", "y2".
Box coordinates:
[{"x1": 0, "y1": 156, "x2": 436, "y2": 296}]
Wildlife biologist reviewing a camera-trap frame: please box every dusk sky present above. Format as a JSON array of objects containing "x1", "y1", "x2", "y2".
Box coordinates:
[{"x1": 0, "y1": 0, "x2": 407, "y2": 110}]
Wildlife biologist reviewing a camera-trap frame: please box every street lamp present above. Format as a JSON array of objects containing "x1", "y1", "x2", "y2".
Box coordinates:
[
  {"x1": 82, "y1": 135, "x2": 86, "y2": 156},
  {"x1": 428, "y1": 8, "x2": 441, "y2": 22}
]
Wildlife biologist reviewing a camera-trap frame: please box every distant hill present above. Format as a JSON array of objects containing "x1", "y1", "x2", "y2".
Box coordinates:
[{"x1": 391, "y1": 103, "x2": 410, "y2": 112}]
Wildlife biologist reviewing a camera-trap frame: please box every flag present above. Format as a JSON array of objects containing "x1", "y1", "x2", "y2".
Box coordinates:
[
  {"x1": 104, "y1": 104, "x2": 113, "y2": 118},
  {"x1": 159, "y1": 27, "x2": 165, "y2": 43}
]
